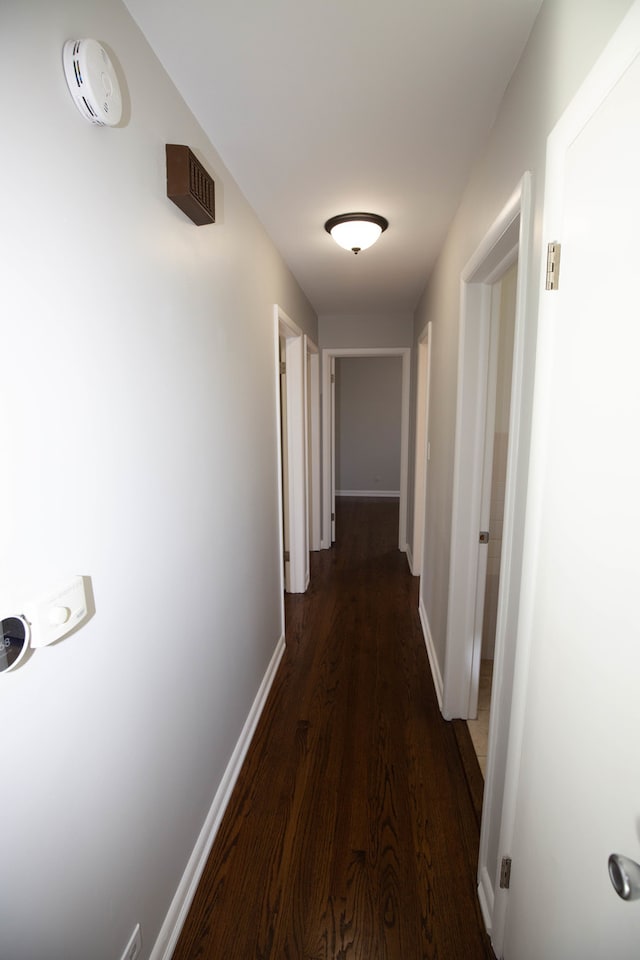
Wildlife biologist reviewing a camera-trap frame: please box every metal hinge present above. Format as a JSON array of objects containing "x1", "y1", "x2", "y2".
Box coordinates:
[
  {"x1": 280, "y1": 361, "x2": 286, "y2": 375},
  {"x1": 331, "y1": 512, "x2": 335, "y2": 521},
  {"x1": 331, "y1": 373, "x2": 335, "y2": 384},
  {"x1": 479, "y1": 531, "x2": 490, "y2": 544},
  {"x1": 500, "y1": 856, "x2": 512, "y2": 889},
  {"x1": 284, "y1": 550, "x2": 290, "y2": 562},
  {"x1": 545, "y1": 242, "x2": 561, "y2": 291}
]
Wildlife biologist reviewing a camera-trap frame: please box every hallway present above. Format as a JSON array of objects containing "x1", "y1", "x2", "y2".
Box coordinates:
[{"x1": 172, "y1": 499, "x2": 494, "y2": 959}]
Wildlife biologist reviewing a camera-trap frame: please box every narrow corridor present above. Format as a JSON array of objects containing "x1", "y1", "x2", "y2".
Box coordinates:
[{"x1": 172, "y1": 498, "x2": 494, "y2": 959}]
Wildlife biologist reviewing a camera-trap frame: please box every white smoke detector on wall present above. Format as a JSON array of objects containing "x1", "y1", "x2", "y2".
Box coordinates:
[{"x1": 63, "y1": 38, "x2": 122, "y2": 126}]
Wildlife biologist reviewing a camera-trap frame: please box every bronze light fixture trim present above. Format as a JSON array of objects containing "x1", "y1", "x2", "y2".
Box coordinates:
[{"x1": 324, "y1": 212, "x2": 389, "y2": 255}]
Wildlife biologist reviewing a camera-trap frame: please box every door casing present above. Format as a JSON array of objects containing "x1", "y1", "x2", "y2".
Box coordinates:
[
  {"x1": 443, "y1": 175, "x2": 532, "y2": 719},
  {"x1": 410, "y1": 322, "x2": 433, "y2": 576},
  {"x1": 274, "y1": 305, "x2": 308, "y2": 594},
  {"x1": 306, "y1": 338, "x2": 321, "y2": 552},
  {"x1": 321, "y1": 347, "x2": 411, "y2": 552}
]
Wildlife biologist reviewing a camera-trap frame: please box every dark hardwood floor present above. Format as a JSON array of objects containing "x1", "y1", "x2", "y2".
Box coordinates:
[{"x1": 172, "y1": 498, "x2": 494, "y2": 959}]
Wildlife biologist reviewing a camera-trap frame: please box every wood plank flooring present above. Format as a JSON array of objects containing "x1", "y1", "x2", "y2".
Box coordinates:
[{"x1": 172, "y1": 498, "x2": 495, "y2": 960}]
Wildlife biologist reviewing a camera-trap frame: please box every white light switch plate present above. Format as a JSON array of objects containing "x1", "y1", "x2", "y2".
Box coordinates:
[{"x1": 26, "y1": 576, "x2": 88, "y2": 649}]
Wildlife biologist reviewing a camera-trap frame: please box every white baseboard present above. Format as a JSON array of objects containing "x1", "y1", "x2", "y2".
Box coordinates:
[
  {"x1": 150, "y1": 634, "x2": 286, "y2": 960},
  {"x1": 477, "y1": 869, "x2": 494, "y2": 935},
  {"x1": 418, "y1": 598, "x2": 443, "y2": 710},
  {"x1": 335, "y1": 489, "x2": 400, "y2": 498},
  {"x1": 406, "y1": 543, "x2": 417, "y2": 575}
]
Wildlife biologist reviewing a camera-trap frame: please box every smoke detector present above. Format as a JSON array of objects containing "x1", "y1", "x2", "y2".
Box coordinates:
[{"x1": 63, "y1": 39, "x2": 122, "y2": 126}]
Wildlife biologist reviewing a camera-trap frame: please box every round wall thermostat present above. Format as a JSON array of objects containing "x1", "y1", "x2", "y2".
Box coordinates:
[
  {"x1": 63, "y1": 38, "x2": 122, "y2": 126},
  {"x1": 0, "y1": 616, "x2": 31, "y2": 674}
]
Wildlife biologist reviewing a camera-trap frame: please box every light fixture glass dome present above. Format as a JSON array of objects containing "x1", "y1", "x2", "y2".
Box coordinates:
[{"x1": 324, "y1": 213, "x2": 389, "y2": 254}]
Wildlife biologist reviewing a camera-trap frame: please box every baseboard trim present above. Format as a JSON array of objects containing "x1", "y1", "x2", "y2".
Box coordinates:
[
  {"x1": 336, "y1": 490, "x2": 400, "y2": 498},
  {"x1": 477, "y1": 868, "x2": 494, "y2": 936},
  {"x1": 150, "y1": 634, "x2": 286, "y2": 960},
  {"x1": 406, "y1": 543, "x2": 417, "y2": 575},
  {"x1": 418, "y1": 597, "x2": 444, "y2": 710}
]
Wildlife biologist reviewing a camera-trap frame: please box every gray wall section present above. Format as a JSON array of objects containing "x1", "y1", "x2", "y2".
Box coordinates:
[
  {"x1": 335, "y1": 357, "x2": 402, "y2": 494},
  {"x1": 0, "y1": 3, "x2": 316, "y2": 958},
  {"x1": 412, "y1": 0, "x2": 633, "y2": 691}
]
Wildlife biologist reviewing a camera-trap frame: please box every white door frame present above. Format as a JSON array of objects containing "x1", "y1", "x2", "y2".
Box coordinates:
[
  {"x1": 330, "y1": 355, "x2": 336, "y2": 543},
  {"x1": 274, "y1": 305, "x2": 308, "y2": 594},
  {"x1": 443, "y1": 174, "x2": 532, "y2": 718},
  {"x1": 321, "y1": 347, "x2": 411, "y2": 552},
  {"x1": 305, "y1": 337, "x2": 321, "y2": 552},
  {"x1": 410, "y1": 322, "x2": 433, "y2": 576},
  {"x1": 439, "y1": 175, "x2": 534, "y2": 942},
  {"x1": 469, "y1": 279, "x2": 503, "y2": 718}
]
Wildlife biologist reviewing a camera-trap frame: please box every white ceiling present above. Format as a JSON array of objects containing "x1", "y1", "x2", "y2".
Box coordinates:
[{"x1": 124, "y1": 0, "x2": 543, "y2": 317}]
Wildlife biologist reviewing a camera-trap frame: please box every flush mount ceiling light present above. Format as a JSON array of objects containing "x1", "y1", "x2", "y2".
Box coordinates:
[{"x1": 324, "y1": 212, "x2": 389, "y2": 255}]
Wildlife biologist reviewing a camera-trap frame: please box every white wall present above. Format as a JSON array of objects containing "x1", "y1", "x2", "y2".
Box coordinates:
[
  {"x1": 411, "y1": 0, "x2": 634, "y2": 953},
  {"x1": 414, "y1": 0, "x2": 633, "y2": 697},
  {"x1": 0, "y1": 3, "x2": 316, "y2": 959},
  {"x1": 319, "y1": 313, "x2": 413, "y2": 349},
  {"x1": 335, "y1": 357, "x2": 402, "y2": 495}
]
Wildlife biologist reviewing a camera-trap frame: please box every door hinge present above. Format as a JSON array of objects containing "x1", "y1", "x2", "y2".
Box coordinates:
[
  {"x1": 500, "y1": 856, "x2": 512, "y2": 889},
  {"x1": 280, "y1": 361, "x2": 286, "y2": 375},
  {"x1": 331, "y1": 512, "x2": 335, "y2": 521},
  {"x1": 331, "y1": 373, "x2": 335, "y2": 384},
  {"x1": 479, "y1": 530, "x2": 490, "y2": 544},
  {"x1": 284, "y1": 550, "x2": 290, "y2": 562},
  {"x1": 545, "y1": 241, "x2": 561, "y2": 291}
]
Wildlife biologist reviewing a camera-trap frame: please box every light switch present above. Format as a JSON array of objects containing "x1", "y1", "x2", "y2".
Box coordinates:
[
  {"x1": 26, "y1": 576, "x2": 88, "y2": 649},
  {"x1": 49, "y1": 606, "x2": 71, "y2": 627}
]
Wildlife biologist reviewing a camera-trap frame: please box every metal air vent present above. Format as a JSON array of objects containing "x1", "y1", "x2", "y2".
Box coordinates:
[{"x1": 166, "y1": 144, "x2": 216, "y2": 226}]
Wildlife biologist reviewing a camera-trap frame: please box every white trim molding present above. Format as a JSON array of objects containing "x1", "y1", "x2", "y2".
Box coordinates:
[
  {"x1": 411, "y1": 322, "x2": 433, "y2": 577},
  {"x1": 419, "y1": 597, "x2": 443, "y2": 709},
  {"x1": 275, "y1": 305, "x2": 309, "y2": 594},
  {"x1": 306, "y1": 338, "x2": 322, "y2": 552}
]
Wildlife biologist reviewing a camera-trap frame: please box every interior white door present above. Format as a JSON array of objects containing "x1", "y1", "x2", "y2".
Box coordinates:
[
  {"x1": 412, "y1": 325, "x2": 432, "y2": 576},
  {"x1": 279, "y1": 336, "x2": 291, "y2": 590},
  {"x1": 503, "y1": 9, "x2": 640, "y2": 958},
  {"x1": 276, "y1": 306, "x2": 308, "y2": 594},
  {"x1": 330, "y1": 355, "x2": 336, "y2": 543},
  {"x1": 306, "y1": 343, "x2": 321, "y2": 552}
]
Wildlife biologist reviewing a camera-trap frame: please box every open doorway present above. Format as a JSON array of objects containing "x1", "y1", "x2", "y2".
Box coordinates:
[
  {"x1": 321, "y1": 347, "x2": 410, "y2": 552},
  {"x1": 466, "y1": 262, "x2": 517, "y2": 776},
  {"x1": 334, "y1": 356, "x2": 403, "y2": 499}
]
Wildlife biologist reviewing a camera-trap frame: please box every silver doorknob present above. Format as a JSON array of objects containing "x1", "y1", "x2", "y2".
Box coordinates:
[{"x1": 608, "y1": 854, "x2": 640, "y2": 901}]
